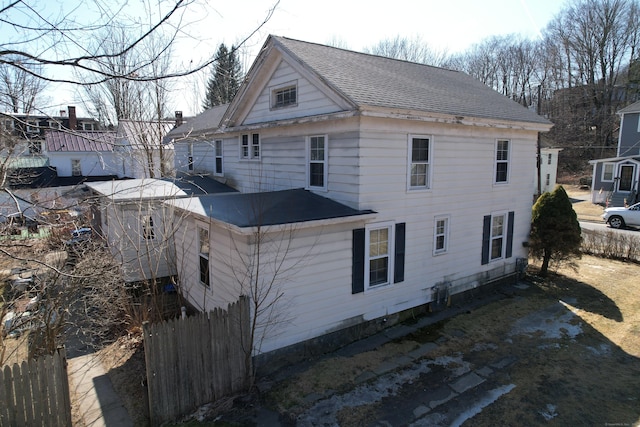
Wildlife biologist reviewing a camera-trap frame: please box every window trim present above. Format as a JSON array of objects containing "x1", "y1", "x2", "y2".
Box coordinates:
[
  {"x1": 71, "y1": 159, "x2": 82, "y2": 176},
  {"x1": 601, "y1": 162, "x2": 615, "y2": 182},
  {"x1": 489, "y1": 212, "x2": 507, "y2": 261},
  {"x1": 197, "y1": 225, "x2": 210, "y2": 288},
  {"x1": 270, "y1": 80, "x2": 298, "y2": 109},
  {"x1": 48, "y1": 120, "x2": 61, "y2": 130},
  {"x1": 26, "y1": 120, "x2": 39, "y2": 133},
  {"x1": 214, "y1": 139, "x2": 223, "y2": 176},
  {"x1": 433, "y1": 216, "x2": 450, "y2": 255},
  {"x1": 494, "y1": 139, "x2": 510, "y2": 184},
  {"x1": 407, "y1": 134, "x2": 432, "y2": 191},
  {"x1": 239, "y1": 133, "x2": 260, "y2": 161},
  {"x1": 365, "y1": 221, "x2": 395, "y2": 290},
  {"x1": 306, "y1": 135, "x2": 328, "y2": 191}
]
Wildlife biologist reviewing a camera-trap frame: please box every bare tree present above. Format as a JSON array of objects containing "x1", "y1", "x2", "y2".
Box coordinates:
[
  {"x1": 364, "y1": 35, "x2": 449, "y2": 66},
  {"x1": 0, "y1": 57, "x2": 48, "y2": 114},
  {"x1": 544, "y1": 0, "x2": 640, "y2": 148}
]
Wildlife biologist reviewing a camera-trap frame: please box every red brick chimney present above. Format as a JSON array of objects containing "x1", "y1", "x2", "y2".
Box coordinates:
[
  {"x1": 68, "y1": 106, "x2": 77, "y2": 130},
  {"x1": 175, "y1": 111, "x2": 183, "y2": 128}
]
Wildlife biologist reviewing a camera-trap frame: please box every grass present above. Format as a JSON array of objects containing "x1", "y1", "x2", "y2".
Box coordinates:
[{"x1": 259, "y1": 255, "x2": 640, "y2": 426}]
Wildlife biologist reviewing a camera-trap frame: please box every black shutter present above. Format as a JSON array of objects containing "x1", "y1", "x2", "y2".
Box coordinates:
[
  {"x1": 394, "y1": 223, "x2": 406, "y2": 283},
  {"x1": 352, "y1": 228, "x2": 365, "y2": 294},
  {"x1": 481, "y1": 215, "x2": 491, "y2": 265},
  {"x1": 506, "y1": 211, "x2": 515, "y2": 259}
]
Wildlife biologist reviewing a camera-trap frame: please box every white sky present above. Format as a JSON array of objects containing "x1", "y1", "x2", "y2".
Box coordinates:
[{"x1": 60, "y1": 0, "x2": 569, "y2": 117}]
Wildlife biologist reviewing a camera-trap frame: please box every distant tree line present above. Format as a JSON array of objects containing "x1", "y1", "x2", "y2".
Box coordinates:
[{"x1": 365, "y1": 0, "x2": 640, "y2": 178}]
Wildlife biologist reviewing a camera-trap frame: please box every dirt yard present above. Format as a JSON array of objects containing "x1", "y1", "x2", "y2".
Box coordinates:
[
  {"x1": 5, "y1": 184, "x2": 639, "y2": 425},
  {"x1": 253, "y1": 255, "x2": 640, "y2": 426}
]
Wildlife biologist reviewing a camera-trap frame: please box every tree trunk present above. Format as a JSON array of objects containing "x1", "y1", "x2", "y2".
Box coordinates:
[{"x1": 540, "y1": 250, "x2": 551, "y2": 276}]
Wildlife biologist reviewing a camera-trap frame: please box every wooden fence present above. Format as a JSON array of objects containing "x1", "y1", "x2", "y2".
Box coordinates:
[
  {"x1": 0, "y1": 347, "x2": 71, "y2": 427},
  {"x1": 143, "y1": 297, "x2": 251, "y2": 425}
]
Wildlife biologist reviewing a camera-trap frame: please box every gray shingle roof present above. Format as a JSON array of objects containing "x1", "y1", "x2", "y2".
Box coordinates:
[
  {"x1": 45, "y1": 130, "x2": 116, "y2": 152},
  {"x1": 618, "y1": 100, "x2": 640, "y2": 115},
  {"x1": 168, "y1": 188, "x2": 374, "y2": 227},
  {"x1": 165, "y1": 104, "x2": 229, "y2": 140},
  {"x1": 272, "y1": 36, "x2": 551, "y2": 125}
]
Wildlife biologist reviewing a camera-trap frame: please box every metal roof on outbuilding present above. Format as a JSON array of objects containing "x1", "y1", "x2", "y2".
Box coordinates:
[{"x1": 44, "y1": 130, "x2": 116, "y2": 152}]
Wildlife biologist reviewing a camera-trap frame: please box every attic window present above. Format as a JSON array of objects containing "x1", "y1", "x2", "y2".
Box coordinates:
[{"x1": 272, "y1": 83, "x2": 297, "y2": 109}]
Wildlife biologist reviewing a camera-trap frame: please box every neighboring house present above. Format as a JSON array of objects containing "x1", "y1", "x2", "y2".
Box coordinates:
[
  {"x1": 537, "y1": 147, "x2": 562, "y2": 194},
  {"x1": 166, "y1": 105, "x2": 227, "y2": 175},
  {"x1": 1, "y1": 106, "x2": 100, "y2": 155},
  {"x1": 115, "y1": 120, "x2": 176, "y2": 179},
  {"x1": 165, "y1": 35, "x2": 552, "y2": 357},
  {"x1": 589, "y1": 100, "x2": 640, "y2": 206},
  {"x1": 87, "y1": 176, "x2": 236, "y2": 282},
  {"x1": 43, "y1": 129, "x2": 119, "y2": 178}
]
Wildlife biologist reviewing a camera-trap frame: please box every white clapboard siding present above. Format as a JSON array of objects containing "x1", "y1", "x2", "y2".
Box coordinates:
[
  {"x1": 48, "y1": 151, "x2": 121, "y2": 177},
  {"x1": 244, "y1": 60, "x2": 343, "y2": 125},
  {"x1": 103, "y1": 203, "x2": 178, "y2": 282},
  {"x1": 174, "y1": 140, "x2": 215, "y2": 175}
]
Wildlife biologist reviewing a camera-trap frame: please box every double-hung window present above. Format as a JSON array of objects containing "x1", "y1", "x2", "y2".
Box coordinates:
[
  {"x1": 214, "y1": 140, "x2": 223, "y2": 175},
  {"x1": 408, "y1": 135, "x2": 431, "y2": 190},
  {"x1": 198, "y1": 226, "x2": 210, "y2": 287},
  {"x1": 352, "y1": 223, "x2": 406, "y2": 293},
  {"x1": 187, "y1": 143, "x2": 194, "y2": 171},
  {"x1": 366, "y1": 223, "x2": 394, "y2": 289},
  {"x1": 434, "y1": 216, "x2": 449, "y2": 255},
  {"x1": 495, "y1": 140, "x2": 510, "y2": 183},
  {"x1": 490, "y1": 214, "x2": 505, "y2": 260},
  {"x1": 307, "y1": 135, "x2": 327, "y2": 190},
  {"x1": 481, "y1": 211, "x2": 514, "y2": 264},
  {"x1": 240, "y1": 133, "x2": 260, "y2": 160},
  {"x1": 71, "y1": 159, "x2": 82, "y2": 176}
]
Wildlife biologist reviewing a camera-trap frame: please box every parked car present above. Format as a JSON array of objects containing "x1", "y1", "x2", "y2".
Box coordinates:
[{"x1": 602, "y1": 202, "x2": 640, "y2": 229}]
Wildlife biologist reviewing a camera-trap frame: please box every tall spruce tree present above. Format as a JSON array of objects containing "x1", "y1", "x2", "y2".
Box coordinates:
[
  {"x1": 203, "y1": 43, "x2": 242, "y2": 110},
  {"x1": 530, "y1": 185, "x2": 582, "y2": 276}
]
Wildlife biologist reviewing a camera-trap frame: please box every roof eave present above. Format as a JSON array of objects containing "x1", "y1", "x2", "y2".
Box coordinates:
[{"x1": 360, "y1": 107, "x2": 553, "y2": 132}]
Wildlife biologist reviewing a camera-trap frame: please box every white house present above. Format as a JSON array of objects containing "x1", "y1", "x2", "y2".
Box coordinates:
[
  {"x1": 115, "y1": 120, "x2": 175, "y2": 179},
  {"x1": 165, "y1": 36, "x2": 553, "y2": 357},
  {"x1": 87, "y1": 176, "x2": 236, "y2": 282},
  {"x1": 537, "y1": 147, "x2": 562, "y2": 194},
  {"x1": 44, "y1": 130, "x2": 119, "y2": 178}
]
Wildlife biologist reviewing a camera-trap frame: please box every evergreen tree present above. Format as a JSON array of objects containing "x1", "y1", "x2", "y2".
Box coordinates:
[
  {"x1": 203, "y1": 43, "x2": 242, "y2": 110},
  {"x1": 530, "y1": 185, "x2": 582, "y2": 276}
]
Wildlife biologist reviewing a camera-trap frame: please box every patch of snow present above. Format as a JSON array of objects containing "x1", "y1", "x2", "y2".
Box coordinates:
[
  {"x1": 448, "y1": 384, "x2": 517, "y2": 427},
  {"x1": 471, "y1": 342, "x2": 498, "y2": 352},
  {"x1": 539, "y1": 403, "x2": 558, "y2": 421},
  {"x1": 296, "y1": 359, "x2": 433, "y2": 427},
  {"x1": 297, "y1": 355, "x2": 472, "y2": 426},
  {"x1": 430, "y1": 355, "x2": 472, "y2": 376},
  {"x1": 510, "y1": 303, "x2": 582, "y2": 340},
  {"x1": 587, "y1": 343, "x2": 611, "y2": 356}
]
